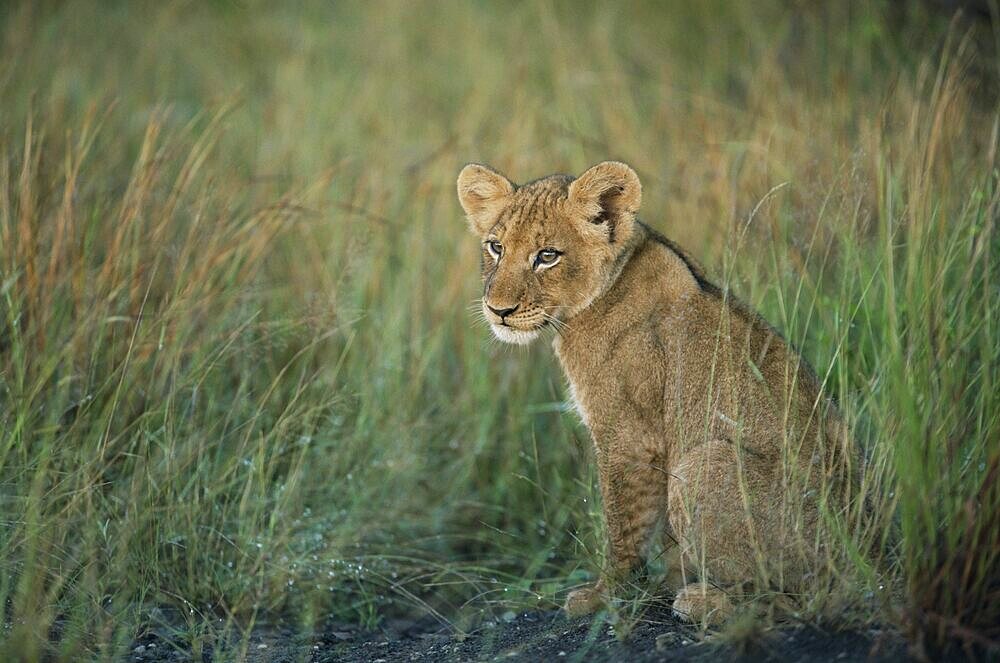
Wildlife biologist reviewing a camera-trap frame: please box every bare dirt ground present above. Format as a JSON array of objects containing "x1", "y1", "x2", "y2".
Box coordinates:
[{"x1": 128, "y1": 606, "x2": 913, "y2": 662}]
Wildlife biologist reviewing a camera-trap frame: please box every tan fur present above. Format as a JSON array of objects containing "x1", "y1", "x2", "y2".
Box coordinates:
[{"x1": 457, "y1": 161, "x2": 851, "y2": 625}]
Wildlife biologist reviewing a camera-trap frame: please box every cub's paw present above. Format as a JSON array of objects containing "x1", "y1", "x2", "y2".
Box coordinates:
[
  {"x1": 562, "y1": 583, "x2": 606, "y2": 617},
  {"x1": 672, "y1": 582, "x2": 734, "y2": 628}
]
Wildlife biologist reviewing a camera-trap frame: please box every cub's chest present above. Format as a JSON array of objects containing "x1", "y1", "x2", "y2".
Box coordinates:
[
  {"x1": 564, "y1": 375, "x2": 593, "y2": 429},
  {"x1": 554, "y1": 330, "x2": 671, "y2": 435}
]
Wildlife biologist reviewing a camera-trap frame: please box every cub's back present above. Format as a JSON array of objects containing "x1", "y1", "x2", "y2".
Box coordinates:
[{"x1": 643, "y1": 236, "x2": 835, "y2": 461}]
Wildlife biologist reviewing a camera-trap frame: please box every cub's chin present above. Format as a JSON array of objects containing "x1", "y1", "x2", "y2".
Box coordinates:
[{"x1": 489, "y1": 324, "x2": 541, "y2": 346}]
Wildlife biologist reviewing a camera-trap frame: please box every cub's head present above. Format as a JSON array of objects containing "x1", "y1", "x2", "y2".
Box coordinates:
[{"x1": 457, "y1": 161, "x2": 642, "y2": 345}]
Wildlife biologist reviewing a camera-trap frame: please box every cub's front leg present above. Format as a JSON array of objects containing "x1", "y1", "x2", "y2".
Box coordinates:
[{"x1": 563, "y1": 441, "x2": 668, "y2": 616}]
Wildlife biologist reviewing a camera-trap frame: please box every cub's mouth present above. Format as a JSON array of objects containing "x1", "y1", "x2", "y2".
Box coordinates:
[
  {"x1": 482, "y1": 303, "x2": 545, "y2": 345},
  {"x1": 488, "y1": 323, "x2": 542, "y2": 345}
]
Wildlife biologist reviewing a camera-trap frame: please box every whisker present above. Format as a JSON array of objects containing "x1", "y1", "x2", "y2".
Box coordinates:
[
  {"x1": 544, "y1": 314, "x2": 568, "y2": 331},
  {"x1": 538, "y1": 313, "x2": 566, "y2": 341},
  {"x1": 541, "y1": 311, "x2": 570, "y2": 335}
]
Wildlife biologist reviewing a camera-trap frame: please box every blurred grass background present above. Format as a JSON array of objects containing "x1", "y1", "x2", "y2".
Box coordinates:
[{"x1": 0, "y1": 0, "x2": 998, "y2": 660}]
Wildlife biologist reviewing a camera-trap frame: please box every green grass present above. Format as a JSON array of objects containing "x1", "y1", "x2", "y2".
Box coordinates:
[{"x1": 0, "y1": 1, "x2": 997, "y2": 660}]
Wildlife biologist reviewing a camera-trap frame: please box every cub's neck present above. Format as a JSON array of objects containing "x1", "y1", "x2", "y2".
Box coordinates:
[{"x1": 554, "y1": 223, "x2": 702, "y2": 354}]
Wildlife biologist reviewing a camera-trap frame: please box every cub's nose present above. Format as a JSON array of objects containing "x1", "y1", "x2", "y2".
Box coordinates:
[{"x1": 487, "y1": 303, "x2": 519, "y2": 319}]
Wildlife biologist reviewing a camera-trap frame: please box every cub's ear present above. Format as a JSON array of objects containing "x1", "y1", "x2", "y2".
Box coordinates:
[
  {"x1": 457, "y1": 163, "x2": 514, "y2": 235},
  {"x1": 568, "y1": 161, "x2": 641, "y2": 243}
]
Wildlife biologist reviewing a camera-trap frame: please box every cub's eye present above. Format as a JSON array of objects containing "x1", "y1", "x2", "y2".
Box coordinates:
[
  {"x1": 534, "y1": 248, "x2": 562, "y2": 269},
  {"x1": 486, "y1": 240, "x2": 503, "y2": 259}
]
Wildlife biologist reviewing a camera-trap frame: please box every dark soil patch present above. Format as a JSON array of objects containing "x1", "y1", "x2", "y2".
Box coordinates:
[{"x1": 128, "y1": 607, "x2": 913, "y2": 662}]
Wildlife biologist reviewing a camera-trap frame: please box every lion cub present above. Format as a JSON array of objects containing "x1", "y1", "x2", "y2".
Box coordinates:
[{"x1": 457, "y1": 161, "x2": 850, "y2": 625}]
